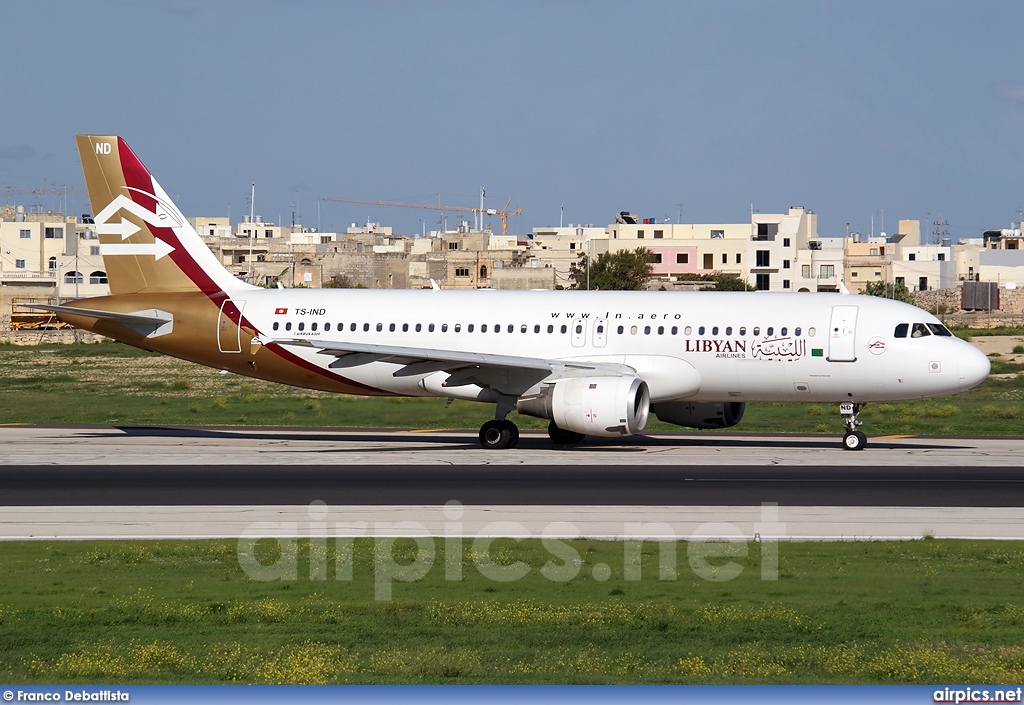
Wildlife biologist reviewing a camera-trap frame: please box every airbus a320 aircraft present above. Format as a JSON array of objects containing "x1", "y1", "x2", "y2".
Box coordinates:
[{"x1": 36, "y1": 135, "x2": 991, "y2": 451}]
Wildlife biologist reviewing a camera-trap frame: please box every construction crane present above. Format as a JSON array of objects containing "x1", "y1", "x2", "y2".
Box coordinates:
[
  {"x1": 321, "y1": 194, "x2": 520, "y2": 233},
  {"x1": 496, "y1": 196, "x2": 522, "y2": 236},
  {"x1": 2, "y1": 183, "x2": 86, "y2": 214}
]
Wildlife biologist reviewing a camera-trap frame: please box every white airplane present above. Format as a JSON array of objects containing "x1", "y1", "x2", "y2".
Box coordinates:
[{"x1": 36, "y1": 135, "x2": 991, "y2": 451}]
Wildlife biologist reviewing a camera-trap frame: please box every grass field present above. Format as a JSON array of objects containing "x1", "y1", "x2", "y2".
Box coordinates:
[
  {"x1": 1, "y1": 538, "x2": 1023, "y2": 684},
  {"x1": 1, "y1": 341, "x2": 1022, "y2": 435},
  {"x1": 2, "y1": 343, "x2": 1022, "y2": 685}
]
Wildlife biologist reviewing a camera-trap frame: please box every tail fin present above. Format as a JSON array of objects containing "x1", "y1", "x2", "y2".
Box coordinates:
[{"x1": 76, "y1": 135, "x2": 253, "y2": 296}]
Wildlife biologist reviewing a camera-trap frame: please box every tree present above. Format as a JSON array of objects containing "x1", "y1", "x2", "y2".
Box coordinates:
[
  {"x1": 568, "y1": 247, "x2": 656, "y2": 290},
  {"x1": 862, "y1": 280, "x2": 915, "y2": 305}
]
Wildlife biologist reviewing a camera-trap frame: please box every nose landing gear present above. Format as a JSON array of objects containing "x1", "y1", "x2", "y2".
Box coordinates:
[{"x1": 840, "y1": 402, "x2": 867, "y2": 451}]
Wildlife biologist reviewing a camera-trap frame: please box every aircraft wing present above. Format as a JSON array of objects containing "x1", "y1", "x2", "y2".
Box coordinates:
[{"x1": 271, "y1": 338, "x2": 635, "y2": 380}]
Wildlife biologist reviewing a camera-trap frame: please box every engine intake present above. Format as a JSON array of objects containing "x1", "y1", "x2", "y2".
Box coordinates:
[
  {"x1": 651, "y1": 401, "x2": 745, "y2": 429},
  {"x1": 517, "y1": 376, "x2": 650, "y2": 437}
]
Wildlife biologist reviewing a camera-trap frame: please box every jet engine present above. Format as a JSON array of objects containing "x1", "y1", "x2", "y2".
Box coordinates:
[
  {"x1": 517, "y1": 376, "x2": 650, "y2": 437},
  {"x1": 651, "y1": 401, "x2": 745, "y2": 429}
]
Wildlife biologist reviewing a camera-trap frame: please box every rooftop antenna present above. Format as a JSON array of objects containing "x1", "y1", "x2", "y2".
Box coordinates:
[
  {"x1": 933, "y1": 213, "x2": 948, "y2": 243},
  {"x1": 675, "y1": 202, "x2": 683, "y2": 224},
  {"x1": 248, "y1": 181, "x2": 254, "y2": 280},
  {"x1": 479, "y1": 187, "x2": 485, "y2": 231}
]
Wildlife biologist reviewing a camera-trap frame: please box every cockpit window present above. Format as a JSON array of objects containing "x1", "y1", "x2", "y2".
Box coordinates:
[
  {"x1": 911, "y1": 323, "x2": 931, "y2": 338},
  {"x1": 894, "y1": 323, "x2": 909, "y2": 338},
  {"x1": 927, "y1": 323, "x2": 953, "y2": 337}
]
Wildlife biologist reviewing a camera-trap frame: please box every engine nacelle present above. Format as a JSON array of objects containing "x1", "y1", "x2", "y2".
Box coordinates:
[
  {"x1": 517, "y1": 376, "x2": 650, "y2": 437},
  {"x1": 651, "y1": 401, "x2": 745, "y2": 429}
]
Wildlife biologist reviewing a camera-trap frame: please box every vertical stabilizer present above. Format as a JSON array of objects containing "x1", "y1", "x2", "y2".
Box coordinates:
[{"x1": 76, "y1": 135, "x2": 252, "y2": 296}]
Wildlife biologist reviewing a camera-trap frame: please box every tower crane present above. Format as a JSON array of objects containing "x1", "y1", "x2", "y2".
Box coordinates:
[{"x1": 495, "y1": 196, "x2": 522, "y2": 236}]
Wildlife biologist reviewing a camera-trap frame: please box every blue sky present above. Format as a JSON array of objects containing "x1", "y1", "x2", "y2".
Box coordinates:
[{"x1": 2, "y1": 1, "x2": 1023, "y2": 241}]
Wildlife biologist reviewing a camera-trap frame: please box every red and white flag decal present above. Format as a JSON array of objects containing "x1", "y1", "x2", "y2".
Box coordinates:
[{"x1": 275, "y1": 307, "x2": 288, "y2": 315}]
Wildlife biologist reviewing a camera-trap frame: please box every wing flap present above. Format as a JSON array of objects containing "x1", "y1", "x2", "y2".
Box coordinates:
[{"x1": 270, "y1": 338, "x2": 635, "y2": 378}]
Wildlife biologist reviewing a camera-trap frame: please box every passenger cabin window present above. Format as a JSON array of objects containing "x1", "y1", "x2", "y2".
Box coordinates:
[
  {"x1": 298, "y1": 323, "x2": 305, "y2": 331},
  {"x1": 311, "y1": 323, "x2": 318, "y2": 332},
  {"x1": 376, "y1": 323, "x2": 383, "y2": 332},
  {"x1": 617, "y1": 325, "x2": 624, "y2": 334},
  {"x1": 739, "y1": 327, "x2": 746, "y2": 335},
  {"x1": 415, "y1": 323, "x2": 422, "y2": 332},
  {"x1": 363, "y1": 323, "x2": 370, "y2": 332},
  {"x1": 429, "y1": 324, "x2": 435, "y2": 332},
  {"x1": 285, "y1": 322, "x2": 292, "y2": 331},
  {"x1": 273, "y1": 322, "x2": 279, "y2": 331},
  {"x1": 560, "y1": 325, "x2": 567, "y2": 334},
  {"x1": 351, "y1": 323, "x2": 357, "y2": 332},
  {"x1": 911, "y1": 323, "x2": 931, "y2": 338},
  {"x1": 698, "y1": 326, "x2": 705, "y2": 335},
  {"x1": 482, "y1": 324, "x2": 488, "y2": 332},
  {"x1": 389, "y1": 323, "x2": 395, "y2": 332},
  {"x1": 753, "y1": 327, "x2": 760, "y2": 335},
  {"x1": 894, "y1": 323, "x2": 909, "y2": 338}
]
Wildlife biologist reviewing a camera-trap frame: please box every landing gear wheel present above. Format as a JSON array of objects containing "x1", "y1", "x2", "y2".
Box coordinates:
[
  {"x1": 502, "y1": 419, "x2": 520, "y2": 448},
  {"x1": 479, "y1": 419, "x2": 514, "y2": 450},
  {"x1": 839, "y1": 402, "x2": 866, "y2": 451},
  {"x1": 548, "y1": 420, "x2": 585, "y2": 445},
  {"x1": 843, "y1": 430, "x2": 867, "y2": 451}
]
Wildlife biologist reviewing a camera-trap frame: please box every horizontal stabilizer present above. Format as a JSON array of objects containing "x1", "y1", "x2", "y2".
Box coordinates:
[{"x1": 25, "y1": 304, "x2": 173, "y2": 338}]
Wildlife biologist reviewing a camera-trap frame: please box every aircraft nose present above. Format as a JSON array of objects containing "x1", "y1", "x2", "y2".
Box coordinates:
[{"x1": 957, "y1": 343, "x2": 991, "y2": 388}]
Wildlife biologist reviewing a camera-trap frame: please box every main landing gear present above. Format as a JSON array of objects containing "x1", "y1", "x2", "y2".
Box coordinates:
[
  {"x1": 840, "y1": 402, "x2": 867, "y2": 451},
  {"x1": 479, "y1": 419, "x2": 519, "y2": 450},
  {"x1": 547, "y1": 420, "x2": 585, "y2": 446},
  {"x1": 477, "y1": 398, "x2": 588, "y2": 449}
]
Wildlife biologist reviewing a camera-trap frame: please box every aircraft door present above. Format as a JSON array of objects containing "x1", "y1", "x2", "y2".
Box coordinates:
[
  {"x1": 571, "y1": 317, "x2": 587, "y2": 348},
  {"x1": 592, "y1": 317, "x2": 608, "y2": 348},
  {"x1": 218, "y1": 298, "x2": 247, "y2": 354},
  {"x1": 827, "y1": 305, "x2": 858, "y2": 362}
]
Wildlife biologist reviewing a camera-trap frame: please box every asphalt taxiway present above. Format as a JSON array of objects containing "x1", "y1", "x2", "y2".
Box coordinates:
[
  {"x1": 0, "y1": 424, "x2": 1021, "y2": 466},
  {"x1": 1, "y1": 425, "x2": 1021, "y2": 541}
]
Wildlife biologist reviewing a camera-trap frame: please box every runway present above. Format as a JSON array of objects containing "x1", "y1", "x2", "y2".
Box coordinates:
[
  {"x1": 1, "y1": 425, "x2": 1022, "y2": 541},
  {"x1": 3, "y1": 464, "x2": 1024, "y2": 507}
]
